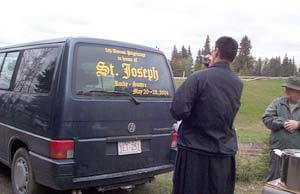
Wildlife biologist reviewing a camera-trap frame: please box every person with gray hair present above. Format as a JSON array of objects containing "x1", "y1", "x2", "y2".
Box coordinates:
[{"x1": 263, "y1": 76, "x2": 300, "y2": 181}]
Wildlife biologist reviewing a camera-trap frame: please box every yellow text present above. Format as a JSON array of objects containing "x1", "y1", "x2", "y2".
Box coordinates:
[
  {"x1": 132, "y1": 81, "x2": 147, "y2": 88},
  {"x1": 96, "y1": 61, "x2": 115, "y2": 77},
  {"x1": 122, "y1": 63, "x2": 159, "y2": 81},
  {"x1": 114, "y1": 81, "x2": 129, "y2": 87}
]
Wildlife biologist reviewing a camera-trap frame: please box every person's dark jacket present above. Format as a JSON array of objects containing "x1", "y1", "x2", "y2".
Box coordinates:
[{"x1": 170, "y1": 61, "x2": 243, "y2": 155}]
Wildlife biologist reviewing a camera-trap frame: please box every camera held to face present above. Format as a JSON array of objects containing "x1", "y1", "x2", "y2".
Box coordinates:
[{"x1": 199, "y1": 55, "x2": 210, "y2": 66}]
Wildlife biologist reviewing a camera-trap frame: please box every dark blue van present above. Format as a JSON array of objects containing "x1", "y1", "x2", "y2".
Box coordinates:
[{"x1": 0, "y1": 37, "x2": 177, "y2": 194}]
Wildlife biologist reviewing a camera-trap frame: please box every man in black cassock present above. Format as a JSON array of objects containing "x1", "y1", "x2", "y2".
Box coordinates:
[{"x1": 171, "y1": 36, "x2": 243, "y2": 194}]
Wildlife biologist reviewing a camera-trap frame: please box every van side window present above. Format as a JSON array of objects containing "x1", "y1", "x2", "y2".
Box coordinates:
[
  {"x1": 0, "y1": 52, "x2": 19, "y2": 89},
  {"x1": 14, "y1": 47, "x2": 59, "y2": 94},
  {"x1": 0, "y1": 53, "x2": 5, "y2": 66}
]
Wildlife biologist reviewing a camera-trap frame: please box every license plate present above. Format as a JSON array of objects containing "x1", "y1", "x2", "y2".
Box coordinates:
[{"x1": 118, "y1": 141, "x2": 141, "y2": 155}]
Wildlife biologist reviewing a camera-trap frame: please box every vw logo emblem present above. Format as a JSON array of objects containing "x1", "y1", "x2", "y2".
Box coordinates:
[{"x1": 128, "y1": 122, "x2": 136, "y2": 133}]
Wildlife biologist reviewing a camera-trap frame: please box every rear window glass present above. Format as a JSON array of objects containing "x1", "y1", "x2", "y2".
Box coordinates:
[{"x1": 73, "y1": 44, "x2": 173, "y2": 98}]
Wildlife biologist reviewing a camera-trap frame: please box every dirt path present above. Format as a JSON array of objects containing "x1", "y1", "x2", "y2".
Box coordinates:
[{"x1": 238, "y1": 142, "x2": 265, "y2": 156}]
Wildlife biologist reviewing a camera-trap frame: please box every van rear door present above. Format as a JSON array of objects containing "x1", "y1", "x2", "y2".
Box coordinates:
[{"x1": 65, "y1": 43, "x2": 175, "y2": 178}]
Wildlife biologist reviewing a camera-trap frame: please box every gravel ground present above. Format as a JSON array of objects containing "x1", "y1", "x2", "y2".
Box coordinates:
[{"x1": 0, "y1": 163, "x2": 13, "y2": 194}]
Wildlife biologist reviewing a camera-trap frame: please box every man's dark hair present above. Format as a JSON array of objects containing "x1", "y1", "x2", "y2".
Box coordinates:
[{"x1": 215, "y1": 36, "x2": 238, "y2": 62}]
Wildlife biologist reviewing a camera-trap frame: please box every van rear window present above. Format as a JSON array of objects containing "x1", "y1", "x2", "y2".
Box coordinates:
[{"x1": 73, "y1": 44, "x2": 173, "y2": 98}]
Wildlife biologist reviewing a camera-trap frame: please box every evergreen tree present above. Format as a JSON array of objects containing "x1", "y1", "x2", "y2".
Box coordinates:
[
  {"x1": 281, "y1": 54, "x2": 289, "y2": 76},
  {"x1": 170, "y1": 45, "x2": 178, "y2": 73},
  {"x1": 232, "y1": 35, "x2": 254, "y2": 75},
  {"x1": 170, "y1": 45, "x2": 193, "y2": 77},
  {"x1": 203, "y1": 35, "x2": 211, "y2": 55},
  {"x1": 184, "y1": 54, "x2": 193, "y2": 77},
  {"x1": 188, "y1": 46, "x2": 192, "y2": 57},
  {"x1": 293, "y1": 57, "x2": 296, "y2": 68},
  {"x1": 280, "y1": 54, "x2": 297, "y2": 77},
  {"x1": 170, "y1": 45, "x2": 184, "y2": 77},
  {"x1": 181, "y1": 46, "x2": 188, "y2": 58},
  {"x1": 253, "y1": 57, "x2": 262, "y2": 76},
  {"x1": 172, "y1": 45, "x2": 178, "y2": 58},
  {"x1": 194, "y1": 49, "x2": 203, "y2": 71},
  {"x1": 185, "y1": 45, "x2": 193, "y2": 75},
  {"x1": 262, "y1": 58, "x2": 271, "y2": 76},
  {"x1": 269, "y1": 57, "x2": 281, "y2": 76},
  {"x1": 261, "y1": 56, "x2": 297, "y2": 77},
  {"x1": 293, "y1": 57, "x2": 297, "y2": 76},
  {"x1": 180, "y1": 45, "x2": 193, "y2": 76}
]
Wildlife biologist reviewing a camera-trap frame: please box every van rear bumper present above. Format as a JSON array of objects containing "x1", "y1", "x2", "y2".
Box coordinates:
[{"x1": 29, "y1": 151, "x2": 174, "y2": 190}]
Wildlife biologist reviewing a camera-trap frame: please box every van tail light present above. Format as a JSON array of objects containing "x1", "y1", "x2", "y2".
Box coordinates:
[
  {"x1": 50, "y1": 140, "x2": 74, "y2": 159},
  {"x1": 171, "y1": 131, "x2": 177, "y2": 148}
]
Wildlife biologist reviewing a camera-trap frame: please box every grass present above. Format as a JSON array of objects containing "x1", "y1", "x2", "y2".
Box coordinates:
[
  {"x1": 132, "y1": 173, "x2": 173, "y2": 194},
  {"x1": 131, "y1": 78, "x2": 286, "y2": 194},
  {"x1": 236, "y1": 79, "x2": 285, "y2": 131},
  {"x1": 131, "y1": 172, "x2": 265, "y2": 194},
  {"x1": 237, "y1": 128, "x2": 269, "y2": 143},
  {"x1": 175, "y1": 79, "x2": 184, "y2": 86}
]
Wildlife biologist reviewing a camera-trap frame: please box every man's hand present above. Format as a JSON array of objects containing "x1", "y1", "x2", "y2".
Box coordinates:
[
  {"x1": 207, "y1": 54, "x2": 213, "y2": 67},
  {"x1": 284, "y1": 120, "x2": 300, "y2": 133}
]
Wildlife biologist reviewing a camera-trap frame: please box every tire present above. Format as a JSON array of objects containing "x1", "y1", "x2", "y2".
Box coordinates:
[{"x1": 11, "y1": 148, "x2": 41, "y2": 194}]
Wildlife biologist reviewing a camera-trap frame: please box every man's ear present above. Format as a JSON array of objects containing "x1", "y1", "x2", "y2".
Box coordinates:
[{"x1": 214, "y1": 48, "x2": 220, "y2": 58}]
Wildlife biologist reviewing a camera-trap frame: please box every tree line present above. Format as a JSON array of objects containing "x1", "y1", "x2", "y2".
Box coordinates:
[{"x1": 170, "y1": 35, "x2": 298, "y2": 77}]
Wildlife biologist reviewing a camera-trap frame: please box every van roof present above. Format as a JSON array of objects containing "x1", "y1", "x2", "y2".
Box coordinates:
[
  {"x1": 0, "y1": 38, "x2": 68, "y2": 50},
  {"x1": 0, "y1": 37, "x2": 163, "y2": 54}
]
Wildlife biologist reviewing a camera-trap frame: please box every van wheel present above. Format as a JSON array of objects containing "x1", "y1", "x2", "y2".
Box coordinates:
[{"x1": 11, "y1": 148, "x2": 40, "y2": 194}]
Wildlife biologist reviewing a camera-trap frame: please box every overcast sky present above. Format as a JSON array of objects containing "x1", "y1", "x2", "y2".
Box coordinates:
[{"x1": 1, "y1": 0, "x2": 300, "y2": 64}]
